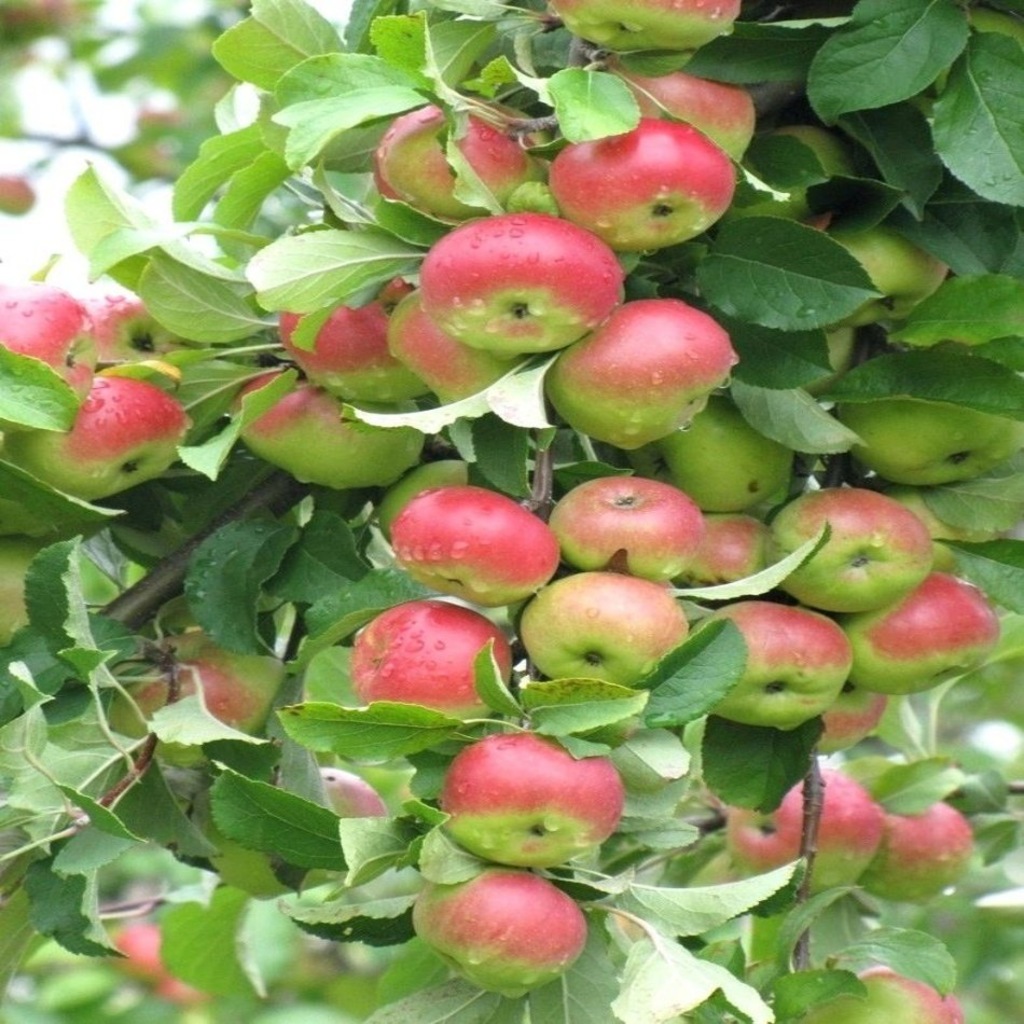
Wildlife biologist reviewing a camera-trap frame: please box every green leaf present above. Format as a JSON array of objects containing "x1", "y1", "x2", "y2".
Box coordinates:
[
  {"x1": 547, "y1": 69, "x2": 640, "y2": 143},
  {"x1": 0, "y1": 461, "x2": 119, "y2": 540},
  {"x1": 285, "y1": 893, "x2": 416, "y2": 946},
  {"x1": 24, "y1": 859, "x2": 112, "y2": 956},
  {"x1": 918, "y1": 458, "x2": 1024, "y2": 532},
  {"x1": 172, "y1": 124, "x2": 268, "y2": 221},
  {"x1": 270, "y1": 512, "x2": 370, "y2": 605},
  {"x1": 947, "y1": 538, "x2": 1024, "y2": 612},
  {"x1": 868, "y1": 758, "x2": 967, "y2": 814},
  {"x1": 773, "y1": 970, "x2": 867, "y2": 1021},
  {"x1": 726, "y1": 319, "x2": 834, "y2": 391},
  {"x1": 833, "y1": 926, "x2": 958, "y2": 994},
  {"x1": 697, "y1": 217, "x2": 879, "y2": 331},
  {"x1": 370, "y1": 13, "x2": 428, "y2": 79},
  {"x1": 50, "y1": 827, "x2": 137, "y2": 875},
  {"x1": 417, "y1": 828, "x2": 487, "y2": 885},
  {"x1": 0, "y1": 889, "x2": 40, "y2": 1000},
  {"x1": 890, "y1": 275, "x2": 1024, "y2": 347},
  {"x1": 527, "y1": 926, "x2": 621, "y2": 1024},
  {"x1": 807, "y1": 0, "x2": 970, "y2": 122},
  {"x1": 363, "y1": 978, "x2": 511, "y2": 1024},
  {"x1": 610, "y1": 729, "x2": 690, "y2": 792},
  {"x1": 933, "y1": 33, "x2": 1024, "y2": 207},
  {"x1": 0, "y1": 350, "x2": 80, "y2": 432},
  {"x1": 338, "y1": 816, "x2": 421, "y2": 887},
  {"x1": 150, "y1": 693, "x2": 269, "y2": 748},
  {"x1": 521, "y1": 678, "x2": 649, "y2": 736},
  {"x1": 470, "y1": 415, "x2": 531, "y2": 498},
  {"x1": 473, "y1": 642, "x2": 522, "y2": 718},
  {"x1": 424, "y1": 18, "x2": 499, "y2": 94}
]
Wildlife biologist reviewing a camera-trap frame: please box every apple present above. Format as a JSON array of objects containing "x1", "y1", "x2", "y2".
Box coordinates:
[
  {"x1": 837, "y1": 398, "x2": 1024, "y2": 486},
  {"x1": 804, "y1": 326, "x2": 857, "y2": 395},
  {"x1": 390, "y1": 484, "x2": 560, "y2": 607},
  {"x1": 547, "y1": 0, "x2": 741, "y2": 53},
  {"x1": 0, "y1": 174, "x2": 36, "y2": 215},
  {"x1": 440, "y1": 731, "x2": 624, "y2": 866},
  {"x1": 113, "y1": 921, "x2": 207, "y2": 1005},
  {"x1": 770, "y1": 487, "x2": 935, "y2": 613},
  {"x1": 631, "y1": 395, "x2": 792, "y2": 511},
  {"x1": 412, "y1": 868, "x2": 588, "y2": 996},
  {"x1": 519, "y1": 571, "x2": 689, "y2": 686},
  {"x1": 970, "y1": 7, "x2": 1024, "y2": 46},
  {"x1": 840, "y1": 572, "x2": 1001, "y2": 695},
  {"x1": 79, "y1": 290, "x2": 182, "y2": 363},
  {"x1": 799, "y1": 967, "x2": 964, "y2": 1024},
  {"x1": 701, "y1": 600, "x2": 853, "y2": 731},
  {"x1": 350, "y1": 599, "x2": 513, "y2": 717},
  {"x1": 418, "y1": 212, "x2": 624, "y2": 358},
  {"x1": 385, "y1": 289, "x2": 514, "y2": 403},
  {"x1": 545, "y1": 298, "x2": 738, "y2": 450},
  {"x1": 239, "y1": 376, "x2": 424, "y2": 490},
  {"x1": 548, "y1": 475, "x2": 705, "y2": 581},
  {"x1": 818, "y1": 682, "x2": 888, "y2": 753},
  {"x1": 0, "y1": 0, "x2": 83, "y2": 42},
  {"x1": 2, "y1": 375, "x2": 190, "y2": 500},
  {"x1": 320, "y1": 767, "x2": 389, "y2": 818},
  {"x1": 0, "y1": 536, "x2": 46, "y2": 645},
  {"x1": 0, "y1": 281, "x2": 95, "y2": 402},
  {"x1": 859, "y1": 800, "x2": 974, "y2": 903},
  {"x1": 675, "y1": 512, "x2": 771, "y2": 586},
  {"x1": 374, "y1": 104, "x2": 541, "y2": 221},
  {"x1": 549, "y1": 119, "x2": 736, "y2": 252},
  {"x1": 725, "y1": 768, "x2": 886, "y2": 891},
  {"x1": 376, "y1": 460, "x2": 470, "y2": 540}
]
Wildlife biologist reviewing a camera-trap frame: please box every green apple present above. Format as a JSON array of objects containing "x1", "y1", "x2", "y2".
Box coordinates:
[
  {"x1": 798, "y1": 967, "x2": 964, "y2": 1023},
  {"x1": 376, "y1": 460, "x2": 470, "y2": 539},
  {"x1": 675, "y1": 513, "x2": 771, "y2": 586},
  {"x1": 0, "y1": 536, "x2": 46, "y2": 645}
]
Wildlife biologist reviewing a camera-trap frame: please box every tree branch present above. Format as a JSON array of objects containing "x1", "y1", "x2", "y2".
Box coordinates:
[{"x1": 793, "y1": 755, "x2": 824, "y2": 970}]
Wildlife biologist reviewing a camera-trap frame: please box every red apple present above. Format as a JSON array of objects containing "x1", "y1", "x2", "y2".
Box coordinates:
[
  {"x1": 412, "y1": 868, "x2": 588, "y2": 996},
  {"x1": 439, "y1": 732, "x2": 624, "y2": 867},
  {"x1": 350, "y1": 599, "x2": 513, "y2": 717},
  {"x1": 389, "y1": 484, "x2": 560, "y2": 607},
  {"x1": 818, "y1": 682, "x2": 888, "y2": 753},
  {"x1": 545, "y1": 298, "x2": 738, "y2": 450},
  {"x1": 418, "y1": 212, "x2": 624, "y2": 357},
  {"x1": 799, "y1": 967, "x2": 964, "y2": 1024},
  {"x1": 519, "y1": 571, "x2": 689, "y2": 686},
  {"x1": 701, "y1": 600, "x2": 853, "y2": 730},
  {"x1": 675, "y1": 513, "x2": 771, "y2": 586},
  {"x1": 376, "y1": 460, "x2": 470, "y2": 539},
  {"x1": 113, "y1": 922, "x2": 206, "y2": 1005},
  {"x1": 840, "y1": 572, "x2": 1001, "y2": 695},
  {"x1": 79, "y1": 290, "x2": 182, "y2": 363},
  {"x1": 549, "y1": 118, "x2": 736, "y2": 251},
  {"x1": 320, "y1": 767, "x2": 389, "y2": 817},
  {"x1": 0, "y1": 174, "x2": 36, "y2": 215}
]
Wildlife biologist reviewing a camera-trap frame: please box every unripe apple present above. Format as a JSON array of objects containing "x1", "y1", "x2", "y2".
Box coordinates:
[
  {"x1": 412, "y1": 868, "x2": 588, "y2": 996},
  {"x1": 549, "y1": 119, "x2": 735, "y2": 252},
  {"x1": 0, "y1": 174, "x2": 36, "y2": 215},
  {"x1": 440, "y1": 731, "x2": 624, "y2": 867},
  {"x1": 79, "y1": 290, "x2": 181, "y2": 363},
  {"x1": 725, "y1": 768, "x2": 886, "y2": 891},
  {"x1": 631, "y1": 395, "x2": 792, "y2": 511},
  {"x1": 770, "y1": 487, "x2": 934, "y2": 613},
  {"x1": 374, "y1": 105, "x2": 541, "y2": 221},
  {"x1": 859, "y1": 801, "x2": 974, "y2": 903},
  {"x1": 840, "y1": 572, "x2": 1001, "y2": 695},
  {"x1": 3, "y1": 375, "x2": 190, "y2": 500},
  {"x1": 390, "y1": 484, "x2": 560, "y2": 607},
  {"x1": 418, "y1": 212, "x2": 624, "y2": 357},
  {"x1": 818, "y1": 682, "x2": 888, "y2": 753},
  {"x1": 239, "y1": 376, "x2": 424, "y2": 490},
  {"x1": 837, "y1": 399, "x2": 1024, "y2": 486},
  {"x1": 701, "y1": 600, "x2": 852, "y2": 731},
  {"x1": 0, "y1": 536, "x2": 46, "y2": 645},
  {"x1": 350, "y1": 599, "x2": 513, "y2": 717},
  {"x1": 548, "y1": 475, "x2": 705, "y2": 581},
  {"x1": 319, "y1": 767, "x2": 389, "y2": 818},
  {"x1": 376, "y1": 460, "x2": 470, "y2": 539},
  {"x1": 519, "y1": 571, "x2": 689, "y2": 686},
  {"x1": 675, "y1": 513, "x2": 771, "y2": 586},
  {"x1": 545, "y1": 298, "x2": 738, "y2": 450},
  {"x1": 798, "y1": 967, "x2": 964, "y2": 1024}
]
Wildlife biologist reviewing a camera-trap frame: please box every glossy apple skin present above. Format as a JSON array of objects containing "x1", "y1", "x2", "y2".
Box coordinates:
[
  {"x1": 390, "y1": 485, "x2": 560, "y2": 607},
  {"x1": 550, "y1": 119, "x2": 735, "y2": 252},
  {"x1": 350, "y1": 599, "x2": 513, "y2": 717},
  {"x1": 702, "y1": 600, "x2": 853, "y2": 730},
  {"x1": 386, "y1": 290, "x2": 513, "y2": 403},
  {"x1": 546, "y1": 298, "x2": 737, "y2": 450},
  {"x1": 548, "y1": 0, "x2": 740, "y2": 53},
  {"x1": 519, "y1": 571, "x2": 689, "y2": 686},
  {"x1": 840, "y1": 572, "x2": 1001, "y2": 695},
  {"x1": 374, "y1": 105, "x2": 540, "y2": 221},
  {"x1": 418, "y1": 212, "x2": 624, "y2": 357},
  {"x1": 632, "y1": 395, "x2": 791, "y2": 511},
  {"x1": 376, "y1": 460, "x2": 470, "y2": 539},
  {"x1": 412, "y1": 868, "x2": 588, "y2": 996},
  {"x1": 440, "y1": 732, "x2": 624, "y2": 867},
  {"x1": 770, "y1": 487, "x2": 935, "y2": 613},
  {"x1": 240, "y1": 378, "x2": 424, "y2": 490},
  {"x1": 818, "y1": 682, "x2": 888, "y2": 753},
  {"x1": 549, "y1": 475, "x2": 705, "y2": 581},
  {"x1": 726, "y1": 769, "x2": 885, "y2": 891},
  {"x1": 320, "y1": 767, "x2": 389, "y2": 818},
  {"x1": 3, "y1": 375, "x2": 190, "y2": 500},
  {"x1": 800, "y1": 967, "x2": 964, "y2": 1024},
  {"x1": 675, "y1": 513, "x2": 771, "y2": 586},
  {"x1": 0, "y1": 536, "x2": 46, "y2": 645},
  {"x1": 80, "y1": 292, "x2": 181, "y2": 363},
  {"x1": 837, "y1": 399, "x2": 1024, "y2": 486},
  {"x1": 860, "y1": 801, "x2": 974, "y2": 903}
]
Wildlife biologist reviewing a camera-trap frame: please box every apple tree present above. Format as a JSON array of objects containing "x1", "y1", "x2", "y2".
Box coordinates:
[{"x1": 2, "y1": 0, "x2": 1024, "y2": 1021}]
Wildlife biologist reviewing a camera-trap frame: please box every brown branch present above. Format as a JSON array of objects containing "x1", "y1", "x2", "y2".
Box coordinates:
[
  {"x1": 526, "y1": 438, "x2": 556, "y2": 521},
  {"x1": 793, "y1": 755, "x2": 824, "y2": 970}
]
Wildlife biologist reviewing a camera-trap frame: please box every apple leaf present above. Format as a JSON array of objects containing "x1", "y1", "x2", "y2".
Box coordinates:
[
  {"x1": 772, "y1": 970, "x2": 867, "y2": 1021},
  {"x1": 417, "y1": 828, "x2": 487, "y2": 886},
  {"x1": 149, "y1": 693, "x2": 269, "y2": 748},
  {"x1": 548, "y1": 69, "x2": 640, "y2": 143},
  {"x1": 0, "y1": 890, "x2": 38, "y2": 1001},
  {"x1": 362, "y1": 978, "x2": 515, "y2": 1024},
  {"x1": 0, "y1": 460, "x2": 120, "y2": 539},
  {"x1": 521, "y1": 678, "x2": 649, "y2": 737},
  {"x1": 338, "y1": 816, "x2": 422, "y2": 888},
  {"x1": 24, "y1": 859, "x2": 113, "y2": 957},
  {"x1": 683, "y1": 21, "x2": 834, "y2": 84},
  {"x1": 832, "y1": 926, "x2": 959, "y2": 994},
  {"x1": 172, "y1": 124, "x2": 267, "y2": 220},
  {"x1": 469, "y1": 414, "x2": 531, "y2": 498},
  {"x1": 0, "y1": 350, "x2": 80, "y2": 432},
  {"x1": 866, "y1": 758, "x2": 967, "y2": 815},
  {"x1": 269, "y1": 512, "x2": 370, "y2": 605},
  {"x1": 774, "y1": 887, "x2": 857, "y2": 972},
  {"x1": 890, "y1": 275, "x2": 1024, "y2": 347},
  {"x1": 285, "y1": 893, "x2": 417, "y2": 946},
  {"x1": 807, "y1": 0, "x2": 969, "y2": 123},
  {"x1": 473, "y1": 643, "x2": 522, "y2": 718},
  {"x1": 50, "y1": 827, "x2": 137, "y2": 876},
  {"x1": 611, "y1": 729, "x2": 690, "y2": 790},
  {"x1": 725, "y1": 319, "x2": 834, "y2": 391},
  {"x1": 528, "y1": 926, "x2": 621, "y2": 1024},
  {"x1": 946, "y1": 538, "x2": 1024, "y2": 613}
]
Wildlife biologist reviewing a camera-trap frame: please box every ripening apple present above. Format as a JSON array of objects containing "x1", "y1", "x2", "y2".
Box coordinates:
[
  {"x1": 840, "y1": 572, "x2": 1001, "y2": 695},
  {"x1": 113, "y1": 921, "x2": 206, "y2": 1006},
  {"x1": 390, "y1": 484, "x2": 560, "y2": 607},
  {"x1": 418, "y1": 212, "x2": 624, "y2": 357},
  {"x1": 631, "y1": 395, "x2": 792, "y2": 511},
  {"x1": 412, "y1": 868, "x2": 588, "y2": 996},
  {"x1": 239, "y1": 375, "x2": 424, "y2": 490},
  {"x1": 818, "y1": 682, "x2": 888, "y2": 753},
  {"x1": 675, "y1": 513, "x2": 771, "y2": 586},
  {"x1": 350, "y1": 599, "x2": 513, "y2": 717},
  {"x1": 0, "y1": 536, "x2": 46, "y2": 645},
  {"x1": 374, "y1": 104, "x2": 541, "y2": 221},
  {"x1": 725, "y1": 768, "x2": 886, "y2": 891},
  {"x1": 548, "y1": 475, "x2": 705, "y2": 581},
  {"x1": 320, "y1": 767, "x2": 389, "y2": 818},
  {"x1": 547, "y1": 0, "x2": 741, "y2": 53},
  {"x1": 859, "y1": 800, "x2": 974, "y2": 903},
  {"x1": 2, "y1": 375, "x2": 190, "y2": 500},
  {"x1": 79, "y1": 290, "x2": 182, "y2": 363},
  {"x1": 0, "y1": 174, "x2": 36, "y2": 215},
  {"x1": 376, "y1": 460, "x2": 470, "y2": 539},
  {"x1": 837, "y1": 398, "x2": 1024, "y2": 486},
  {"x1": 701, "y1": 600, "x2": 853, "y2": 730},
  {"x1": 770, "y1": 487, "x2": 935, "y2": 613},
  {"x1": 545, "y1": 298, "x2": 738, "y2": 450},
  {"x1": 519, "y1": 571, "x2": 689, "y2": 686},
  {"x1": 798, "y1": 967, "x2": 964, "y2": 1024},
  {"x1": 549, "y1": 119, "x2": 736, "y2": 252},
  {"x1": 0, "y1": 0, "x2": 83, "y2": 43},
  {"x1": 439, "y1": 732, "x2": 624, "y2": 867}
]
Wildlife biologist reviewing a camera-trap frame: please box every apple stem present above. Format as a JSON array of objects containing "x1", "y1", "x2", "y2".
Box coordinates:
[
  {"x1": 526, "y1": 436, "x2": 556, "y2": 521},
  {"x1": 793, "y1": 754, "x2": 825, "y2": 971}
]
